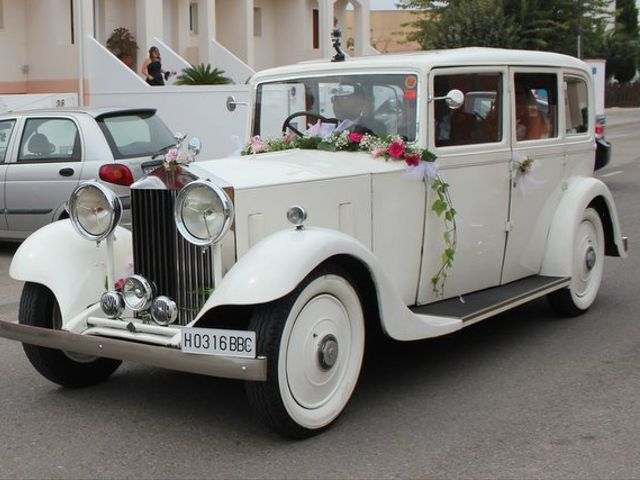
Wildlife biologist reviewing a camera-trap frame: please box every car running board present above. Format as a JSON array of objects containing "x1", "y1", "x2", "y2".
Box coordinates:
[{"x1": 410, "y1": 275, "x2": 570, "y2": 325}]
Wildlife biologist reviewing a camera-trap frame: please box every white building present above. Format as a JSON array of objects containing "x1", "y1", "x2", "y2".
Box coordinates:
[{"x1": 0, "y1": 0, "x2": 374, "y2": 99}]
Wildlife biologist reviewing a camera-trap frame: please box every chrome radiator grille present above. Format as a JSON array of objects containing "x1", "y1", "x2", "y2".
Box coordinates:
[{"x1": 131, "y1": 188, "x2": 214, "y2": 325}]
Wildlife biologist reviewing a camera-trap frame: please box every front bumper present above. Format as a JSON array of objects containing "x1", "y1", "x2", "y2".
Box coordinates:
[{"x1": 0, "y1": 319, "x2": 267, "y2": 382}]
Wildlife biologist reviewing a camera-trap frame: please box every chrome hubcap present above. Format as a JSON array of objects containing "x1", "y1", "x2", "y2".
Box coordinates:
[
  {"x1": 318, "y1": 334, "x2": 339, "y2": 370},
  {"x1": 585, "y1": 246, "x2": 596, "y2": 271}
]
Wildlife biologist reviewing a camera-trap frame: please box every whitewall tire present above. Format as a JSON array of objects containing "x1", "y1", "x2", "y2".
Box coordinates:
[
  {"x1": 548, "y1": 208, "x2": 605, "y2": 316},
  {"x1": 246, "y1": 264, "x2": 365, "y2": 438}
]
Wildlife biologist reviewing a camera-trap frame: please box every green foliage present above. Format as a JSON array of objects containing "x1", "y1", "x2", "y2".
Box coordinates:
[
  {"x1": 106, "y1": 27, "x2": 138, "y2": 59},
  {"x1": 398, "y1": 0, "x2": 613, "y2": 59},
  {"x1": 607, "y1": 0, "x2": 640, "y2": 82},
  {"x1": 429, "y1": 177, "x2": 457, "y2": 297},
  {"x1": 607, "y1": 33, "x2": 639, "y2": 82},
  {"x1": 399, "y1": 0, "x2": 521, "y2": 49},
  {"x1": 174, "y1": 64, "x2": 233, "y2": 85}
]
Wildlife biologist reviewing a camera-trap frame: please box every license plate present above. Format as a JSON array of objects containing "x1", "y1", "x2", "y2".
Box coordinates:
[{"x1": 181, "y1": 327, "x2": 256, "y2": 358}]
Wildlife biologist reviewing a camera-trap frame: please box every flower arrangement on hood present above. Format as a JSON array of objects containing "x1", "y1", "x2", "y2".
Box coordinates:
[
  {"x1": 242, "y1": 120, "x2": 457, "y2": 297},
  {"x1": 163, "y1": 135, "x2": 195, "y2": 169}
]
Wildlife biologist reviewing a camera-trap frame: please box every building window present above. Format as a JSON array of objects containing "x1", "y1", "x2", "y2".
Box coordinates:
[
  {"x1": 189, "y1": 2, "x2": 198, "y2": 34},
  {"x1": 312, "y1": 9, "x2": 319, "y2": 49},
  {"x1": 254, "y1": 8, "x2": 262, "y2": 37}
]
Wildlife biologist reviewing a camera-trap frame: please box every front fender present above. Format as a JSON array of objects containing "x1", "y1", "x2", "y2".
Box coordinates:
[
  {"x1": 541, "y1": 176, "x2": 627, "y2": 277},
  {"x1": 196, "y1": 227, "x2": 416, "y2": 338},
  {"x1": 10, "y1": 221, "x2": 133, "y2": 321}
]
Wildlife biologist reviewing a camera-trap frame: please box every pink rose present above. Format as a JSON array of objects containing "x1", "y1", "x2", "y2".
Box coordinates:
[
  {"x1": 404, "y1": 153, "x2": 420, "y2": 167},
  {"x1": 250, "y1": 135, "x2": 267, "y2": 154},
  {"x1": 348, "y1": 132, "x2": 364, "y2": 143},
  {"x1": 165, "y1": 148, "x2": 179, "y2": 162},
  {"x1": 388, "y1": 141, "x2": 406, "y2": 159},
  {"x1": 283, "y1": 134, "x2": 295, "y2": 144},
  {"x1": 372, "y1": 146, "x2": 387, "y2": 158},
  {"x1": 114, "y1": 278, "x2": 125, "y2": 290}
]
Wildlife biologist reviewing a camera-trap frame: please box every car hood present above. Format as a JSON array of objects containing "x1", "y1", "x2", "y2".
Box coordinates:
[{"x1": 187, "y1": 149, "x2": 407, "y2": 190}]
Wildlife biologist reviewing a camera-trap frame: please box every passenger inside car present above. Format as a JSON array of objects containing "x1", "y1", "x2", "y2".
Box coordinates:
[
  {"x1": 331, "y1": 83, "x2": 386, "y2": 135},
  {"x1": 515, "y1": 83, "x2": 550, "y2": 140}
]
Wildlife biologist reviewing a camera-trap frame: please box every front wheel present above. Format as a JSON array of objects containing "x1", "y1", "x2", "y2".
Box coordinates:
[
  {"x1": 547, "y1": 207, "x2": 605, "y2": 317},
  {"x1": 19, "y1": 282, "x2": 121, "y2": 387},
  {"x1": 246, "y1": 264, "x2": 365, "y2": 438}
]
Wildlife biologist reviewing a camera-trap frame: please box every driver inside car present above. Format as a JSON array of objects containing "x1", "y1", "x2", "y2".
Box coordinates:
[{"x1": 331, "y1": 83, "x2": 386, "y2": 136}]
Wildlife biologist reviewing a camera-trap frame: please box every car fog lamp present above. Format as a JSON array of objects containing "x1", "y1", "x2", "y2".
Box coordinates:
[
  {"x1": 287, "y1": 205, "x2": 307, "y2": 229},
  {"x1": 150, "y1": 296, "x2": 178, "y2": 326},
  {"x1": 122, "y1": 275, "x2": 154, "y2": 312},
  {"x1": 100, "y1": 291, "x2": 125, "y2": 318},
  {"x1": 69, "y1": 181, "x2": 122, "y2": 242},
  {"x1": 175, "y1": 180, "x2": 234, "y2": 246}
]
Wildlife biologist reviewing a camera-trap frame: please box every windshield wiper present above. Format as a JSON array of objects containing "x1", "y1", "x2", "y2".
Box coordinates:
[{"x1": 151, "y1": 143, "x2": 176, "y2": 160}]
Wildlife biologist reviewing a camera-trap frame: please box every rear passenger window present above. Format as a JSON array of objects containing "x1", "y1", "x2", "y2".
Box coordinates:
[
  {"x1": 514, "y1": 73, "x2": 558, "y2": 141},
  {"x1": 565, "y1": 76, "x2": 589, "y2": 135},
  {"x1": 18, "y1": 118, "x2": 80, "y2": 162},
  {"x1": 0, "y1": 119, "x2": 15, "y2": 162},
  {"x1": 433, "y1": 72, "x2": 502, "y2": 147}
]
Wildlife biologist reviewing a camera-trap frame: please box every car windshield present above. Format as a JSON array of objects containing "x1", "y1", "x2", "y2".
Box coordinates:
[
  {"x1": 97, "y1": 111, "x2": 175, "y2": 160},
  {"x1": 253, "y1": 73, "x2": 419, "y2": 142}
]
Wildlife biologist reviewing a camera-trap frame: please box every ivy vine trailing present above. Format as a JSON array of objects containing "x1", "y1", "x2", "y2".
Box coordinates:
[{"x1": 243, "y1": 123, "x2": 457, "y2": 297}]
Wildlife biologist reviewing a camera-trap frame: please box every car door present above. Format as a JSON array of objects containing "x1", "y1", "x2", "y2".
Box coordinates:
[
  {"x1": 4, "y1": 116, "x2": 82, "y2": 233},
  {"x1": 501, "y1": 69, "x2": 566, "y2": 283},
  {"x1": 418, "y1": 67, "x2": 511, "y2": 304},
  {"x1": 0, "y1": 118, "x2": 19, "y2": 232}
]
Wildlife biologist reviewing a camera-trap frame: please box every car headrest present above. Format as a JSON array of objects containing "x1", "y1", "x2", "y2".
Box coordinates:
[{"x1": 27, "y1": 133, "x2": 53, "y2": 155}]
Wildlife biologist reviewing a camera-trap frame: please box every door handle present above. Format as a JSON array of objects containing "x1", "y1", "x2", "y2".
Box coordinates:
[{"x1": 59, "y1": 168, "x2": 74, "y2": 177}]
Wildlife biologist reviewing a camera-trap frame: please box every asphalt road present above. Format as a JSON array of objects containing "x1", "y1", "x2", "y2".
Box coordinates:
[{"x1": 1, "y1": 110, "x2": 639, "y2": 479}]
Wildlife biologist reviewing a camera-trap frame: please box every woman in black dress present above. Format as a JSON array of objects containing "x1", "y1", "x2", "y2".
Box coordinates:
[{"x1": 141, "y1": 46, "x2": 165, "y2": 86}]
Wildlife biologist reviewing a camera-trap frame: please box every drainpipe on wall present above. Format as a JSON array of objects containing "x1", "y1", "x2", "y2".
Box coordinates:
[{"x1": 76, "y1": 0, "x2": 85, "y2": 107}]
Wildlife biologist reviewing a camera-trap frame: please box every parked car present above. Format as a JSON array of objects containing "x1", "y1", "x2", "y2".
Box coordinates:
[
  {"x1": 0, "y1": 107, "x2": 176, "y2": 240},
  {"x1": 594, "y1": 119, "x2": 611, "y2": 170},
  {"x1": 0, "y1": 48, "x2": 627, "y2": 439}
]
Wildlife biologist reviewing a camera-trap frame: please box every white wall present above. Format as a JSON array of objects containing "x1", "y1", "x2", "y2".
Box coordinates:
[
  {"x1": 0, "y1": 93, "x2": 78, "y2": 114},
  {"x1": 88, "y1": 37, "x2": 249, "y2": 159},
  {"x1": 215, "y1": 0, "x2": 252, "y2": 66},
  {"x1": 0, "y1": 0, "x2": 27, "y2": 88}
]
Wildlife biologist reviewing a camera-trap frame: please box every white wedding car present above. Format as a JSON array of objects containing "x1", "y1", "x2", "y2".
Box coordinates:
[{"x1": 0, "y1": 48, "x2": 627, "y2": 438}]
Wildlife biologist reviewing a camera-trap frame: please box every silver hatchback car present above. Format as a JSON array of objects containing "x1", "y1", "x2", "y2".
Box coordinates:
[{"x1": 0, "y1": 107, "x2": 176, "y2": 241}]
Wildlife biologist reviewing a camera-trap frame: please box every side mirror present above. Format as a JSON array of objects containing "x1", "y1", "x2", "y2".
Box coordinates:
[
  {"x1": 432, "y1": 89, "x2": 465, "y2": 110},
  {"x1": 188, "y1": 137, "x2": 202, "y2": 157}
]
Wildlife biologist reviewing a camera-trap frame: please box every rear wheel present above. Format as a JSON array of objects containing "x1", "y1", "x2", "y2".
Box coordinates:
[
  {"x1": 547, "y1": 208, "x2": 605, "y2": 317},
  {"x1": 245, "y1": 264, "x2": 365, "y2": 438},
  {"x1": 19, "y1": 282, "x2": 121, "y2": 387}
]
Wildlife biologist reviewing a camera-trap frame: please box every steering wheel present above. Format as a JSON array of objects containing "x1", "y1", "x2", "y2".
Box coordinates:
[{"x1": 281, "y1": 111, "x2": 340, "y2": 137}]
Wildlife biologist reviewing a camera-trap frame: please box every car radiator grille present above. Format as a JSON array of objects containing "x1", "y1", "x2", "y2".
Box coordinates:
[{"x1": 131, "y1": 188, "x2": 214, "y2": 325}]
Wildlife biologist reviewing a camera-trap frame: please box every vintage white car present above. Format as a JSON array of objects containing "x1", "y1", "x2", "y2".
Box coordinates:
[{"x1": 0, "y1": 48, "x2": 627, "y2": 438}]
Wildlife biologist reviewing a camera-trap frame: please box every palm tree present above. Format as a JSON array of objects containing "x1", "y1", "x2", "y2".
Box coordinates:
[{"x1": 174, "y1": 64, "x2": 233, "y2": 85}]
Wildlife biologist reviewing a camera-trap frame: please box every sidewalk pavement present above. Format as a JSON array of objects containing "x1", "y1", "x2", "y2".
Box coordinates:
[{"x1": 604, "y1": 107, "x2": 640, "y2": 127}]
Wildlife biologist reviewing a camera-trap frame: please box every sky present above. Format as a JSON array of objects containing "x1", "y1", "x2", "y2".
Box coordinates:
[{"x1": 370, "y1": 0, "x2": 401, "y2": 10}]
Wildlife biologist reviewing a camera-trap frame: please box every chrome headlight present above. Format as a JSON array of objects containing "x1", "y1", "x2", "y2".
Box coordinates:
[
  {"x1": 122, "y1": 275, "x2": 154, "y2": 312},
  {"x1": 69, "y1": 181, "x2": 122, "y2": 242},
  {"x1": 175, "y1": 180, "x2": 234, "y2": 246}
]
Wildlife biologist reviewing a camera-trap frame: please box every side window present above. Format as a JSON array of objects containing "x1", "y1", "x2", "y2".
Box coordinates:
[
  {"x1": 514, "y1": 73, "x2": 558, "y2": 141},
  {"x1": 18, "y1": 118, "x2": 80, "y2": 162},
  {"x1": 433, "y1": 72, "x2": 502, "y2": 147},
  {"x1": 0, "y1": 119, "x2": 16, "y2": 162},
  {"x1": 565, "y1": 76, "x2": 589, "y2": 135}
]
